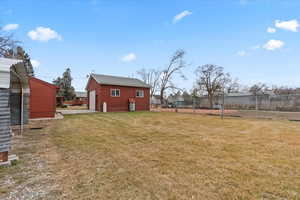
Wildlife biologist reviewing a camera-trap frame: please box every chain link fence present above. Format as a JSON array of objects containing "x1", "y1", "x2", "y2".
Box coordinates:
[{"x1": 152, "y1": 94, "x2": 300, "y2": 112}]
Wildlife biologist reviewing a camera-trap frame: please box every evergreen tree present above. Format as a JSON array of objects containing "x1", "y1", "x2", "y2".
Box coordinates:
[{"x1": 53, "y1": 68, "x2": 75, "y2": 100}]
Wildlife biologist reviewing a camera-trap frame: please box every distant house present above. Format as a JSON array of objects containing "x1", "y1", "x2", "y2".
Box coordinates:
[
  {"x1": 167, "y1": 95, "x2": 185, "y2": 107},
  {"x1": 74, "y1": 91, "x2": 88, "y2": 105},
  {"x1": 151, "y1": 95, "x2": 161, "y2": 105},
  {"x1": 29, "y1": 77, "x2": 59, "y2": 118},
  {"x1": 75, "y1": 91, "x2": 87, "y2": 100},
  {"x1": 86, "y1": 74, "x2": 150, "y2": 112}
]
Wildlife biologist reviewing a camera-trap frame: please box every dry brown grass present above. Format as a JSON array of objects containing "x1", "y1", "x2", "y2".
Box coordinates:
[{"x1": 47, "y1": 112, "x2": 300, "y2": 200}]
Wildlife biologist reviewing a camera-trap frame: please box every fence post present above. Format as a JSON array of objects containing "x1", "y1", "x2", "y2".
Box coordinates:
[
  {"x1": 221, "y1": 91, "x2": 225, "y2": 120},
  {"x1": 256, "y1": 95, "x2": 258, "y2": 110}
]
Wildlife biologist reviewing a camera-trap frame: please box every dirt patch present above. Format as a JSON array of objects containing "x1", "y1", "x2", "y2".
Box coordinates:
[{"x1": 0, "y1": 121, "x2": 62, "y2": 200}]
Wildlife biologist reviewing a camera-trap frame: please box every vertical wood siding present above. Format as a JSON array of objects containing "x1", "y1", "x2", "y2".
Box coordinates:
[{"x1": 29, "y1": 77, "x2": 57, "y2": 118}]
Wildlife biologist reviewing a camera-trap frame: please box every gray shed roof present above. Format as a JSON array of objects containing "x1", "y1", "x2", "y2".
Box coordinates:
[
  {"x1": 91, "y1": 74, "x2": 150, "y2": 88},
  {"x1": 0, "y1": 58, "x2": 23, "y2": 89}
]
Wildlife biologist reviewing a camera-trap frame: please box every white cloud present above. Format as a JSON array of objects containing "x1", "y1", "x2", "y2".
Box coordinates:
[
  {"x1": 263, "y1": 39, "x2": 285, "y2": 51},
  {"x1": 173, "y1": 10, "x2": 192, "y2": 23},
  {"x1": 31, "y1": 59, "x2": 40, "y2": 68},
  {"x1": 267, "y1": 27, "x2": 276, "y2": 33},
  {"x1": 275, "y1": 19, "x2": 299, "y2": 32},
  {"x1": 2, "y1": 24, "x2": 19, "y2": 31},
  {"x1": 121, "y1": 53, "x2": 136, "y2": 62},
  {"x1": 28, "y1": 27, "x2": 62, "y2": 42},
  {"x1": 237, "y1": 50, "x2": 247, "y2": 56}
]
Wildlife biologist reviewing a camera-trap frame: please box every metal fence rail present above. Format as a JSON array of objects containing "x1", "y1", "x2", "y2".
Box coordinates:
[{"x1": 152, "y1": 94, "x2": 300, "y2": 112}]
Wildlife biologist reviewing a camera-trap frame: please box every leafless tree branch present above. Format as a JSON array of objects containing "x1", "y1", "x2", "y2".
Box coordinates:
[
  {"x1": 137, "y1": 68, "x2": 161, "y2": 98},
  {"x1": 159, "y1": 49, "x2": 186, "y2": 105},
  {"x1": 0, "y1": 31, "x2": 19, "y2": 57}
]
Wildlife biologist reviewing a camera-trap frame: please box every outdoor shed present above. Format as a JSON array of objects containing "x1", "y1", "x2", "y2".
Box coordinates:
[
  {"x1": 0, "y1": 58, "x2": 29, "y2": 163},
  {"x1": 86, "y1": 74, "x2": 150, "y2": 112},
  {"x1": 29, "y1": 77, "x2": 59, "y2": 119}
]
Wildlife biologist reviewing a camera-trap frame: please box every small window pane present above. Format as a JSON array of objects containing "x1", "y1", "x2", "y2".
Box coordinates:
[
  {"x1": 136, "y1": 90, "x2": 144, "y2": 97},
  {"x1": 111, "y1": 89, "x2": 120, "y2": 97}
]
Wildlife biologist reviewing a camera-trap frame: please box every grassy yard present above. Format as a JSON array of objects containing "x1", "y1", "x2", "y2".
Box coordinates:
[{"x1": 1, "y1": 112, "x2": 300, "y2": 199}]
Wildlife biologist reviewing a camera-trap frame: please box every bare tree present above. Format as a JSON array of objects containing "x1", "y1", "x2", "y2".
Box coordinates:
[
  {"x1": 195, "y1": 64, "x2": 230, "y2": 109},
  {"x1": 249, "y1": 83, "x2": 268, "y2": 110},
  {"x1": 159, "y1": 49, "x2": 186, "y2": 105},
  {"x1": 226, "y1": 78, "x2": 240, "y2": 93},
  {"x1": 249, "y1": 83, "x2": 267, "y2": 95},
  {"x1": 272, "y1": 85, "x2": 296, "y2": 95},
  {"x1": 0, "y1": 31, "x2": 18, "y2": 57},
  {"x1": 137, "y1": 68, "x2": 160, "y2": 98}
]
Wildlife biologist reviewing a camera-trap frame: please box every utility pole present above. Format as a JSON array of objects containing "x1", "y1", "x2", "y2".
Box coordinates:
[
  {"x1": 255, "y1": 94, "x2": 258, "y2": 111},
  {"x1": 221, "y1": 90, "x2": 225, "y2": 120}
]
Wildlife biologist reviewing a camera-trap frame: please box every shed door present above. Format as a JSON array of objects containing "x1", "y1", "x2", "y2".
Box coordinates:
[{"x1": 89, "y1": 90, "x2": 96, "y2": 111}]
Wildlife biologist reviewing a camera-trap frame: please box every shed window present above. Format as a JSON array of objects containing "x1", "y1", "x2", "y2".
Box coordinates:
[
  {"x1": 111, "y1": 89, "x2": 120, "y2": 97},
  {"x1": 136, "y1": 90, "x2": 144, "y2": 98}
]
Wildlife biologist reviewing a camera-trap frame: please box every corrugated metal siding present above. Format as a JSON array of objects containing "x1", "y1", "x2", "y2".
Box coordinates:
[
  {"x1": 0, "y1": 89, "x2": 11, "y2": 153},
  {"x1": 0, "y1": 71, "x2": 10, "y2": 89},
  {"x1": 10, "y1": 92, "x2": 29, "y2": 125}
]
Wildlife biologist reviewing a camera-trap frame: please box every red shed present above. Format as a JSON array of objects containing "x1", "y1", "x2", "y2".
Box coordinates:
[
  {"x1": 86, "y1": 74, "x2": 150, "y2": 112},
  {"x1": 29, "y1": 77, "x2": 58, "y2": 118}
]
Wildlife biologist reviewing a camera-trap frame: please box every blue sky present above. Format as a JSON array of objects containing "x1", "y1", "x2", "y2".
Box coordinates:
[{"x1": 1, "y1": 0, "x2": 300, "y2": 91}]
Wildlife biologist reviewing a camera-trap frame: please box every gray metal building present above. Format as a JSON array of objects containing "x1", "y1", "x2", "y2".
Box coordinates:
[{"x1": 0, "y1": 58, "x2": 29, "y2": 163}]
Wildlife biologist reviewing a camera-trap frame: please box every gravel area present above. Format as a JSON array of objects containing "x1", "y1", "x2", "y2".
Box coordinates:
[{"x1": 0, "y1": 122, "x2": 62, "y2": 200}]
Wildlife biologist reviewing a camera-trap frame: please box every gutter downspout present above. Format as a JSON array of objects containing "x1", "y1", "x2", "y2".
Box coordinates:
[{"x1": 21, "y1": 88, "x2": 24, "y2": 134}]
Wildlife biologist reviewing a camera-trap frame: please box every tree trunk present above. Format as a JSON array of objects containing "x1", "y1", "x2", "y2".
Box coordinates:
[
  {"x1": 208, "y1": 94, "x2": 214, "y2": 109},
  {"x1": 160, "y1": 90, "x2": 164, "y2": 106}
]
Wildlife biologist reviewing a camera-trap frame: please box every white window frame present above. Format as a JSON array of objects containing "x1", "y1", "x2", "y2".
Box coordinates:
[
  {"x1": 111, "y1": 89, "x2": 120, "y2": 97},
  {"x1": 136, "y1": 90, "x2": 144, "y2": 98}
]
